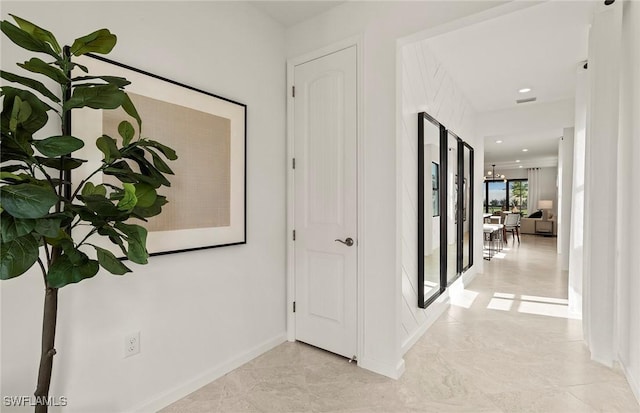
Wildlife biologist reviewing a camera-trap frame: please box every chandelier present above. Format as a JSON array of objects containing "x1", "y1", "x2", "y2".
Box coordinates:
[{"x1": 484, "y1": 164, "x2": 506, "y2": 182}]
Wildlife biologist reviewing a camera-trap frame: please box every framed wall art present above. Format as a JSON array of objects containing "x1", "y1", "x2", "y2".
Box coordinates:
[{"x1": 72, "y1": 54, "x2": 247, "y2": 256}]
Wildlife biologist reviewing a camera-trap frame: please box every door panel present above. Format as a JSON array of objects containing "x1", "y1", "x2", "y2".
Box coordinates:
[{"x1": 294, "y1": 46, "x2": 357, "y2": 359}]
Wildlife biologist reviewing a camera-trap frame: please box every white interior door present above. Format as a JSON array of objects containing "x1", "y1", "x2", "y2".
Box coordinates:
[{"x1": 293, "y1": 46, "x2": 357, "y2": 359}]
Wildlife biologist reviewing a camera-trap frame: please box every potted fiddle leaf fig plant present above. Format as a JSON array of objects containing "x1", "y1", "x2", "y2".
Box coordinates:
[{"x1": 1, "y1": 15, "x2": 178, "y2": 412}]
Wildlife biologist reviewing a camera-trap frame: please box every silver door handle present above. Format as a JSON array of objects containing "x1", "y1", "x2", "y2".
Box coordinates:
[{"x1": 335, "y1": 237, "x2": 354, "y2": 247}]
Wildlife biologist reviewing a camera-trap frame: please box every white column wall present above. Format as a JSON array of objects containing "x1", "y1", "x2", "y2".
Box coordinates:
[
  {"x1": 583, "y1": 0, "x2": 622, "y2": 367},
  {"x1": 616, "y1": 0, "x2": 640, "y2": 402},
  {"x1": 568, "y1": 64, "x2": 588, "y2": 318},
  {"x1": 557, "y1": 128, "x2": 574, "y2": 270}
]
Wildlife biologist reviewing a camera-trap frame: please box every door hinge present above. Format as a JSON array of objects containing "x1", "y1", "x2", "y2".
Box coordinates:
[
  {"x1": 293, "y1": 301, "x2": 296, "y2": 312},
  {"x1": 292, "y1": 158, "x2": 296, "y2": 169},
  {"x1": 292, "y1": 86, "x2": 295, "y2": 97},
  {"x1": 293, "y1": 230, "x2": 296, "y2": 241}
]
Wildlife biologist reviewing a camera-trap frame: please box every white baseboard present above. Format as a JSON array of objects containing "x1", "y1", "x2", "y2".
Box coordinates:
[
  {"x1": 358, "y1": 356, "x2": 405, "y2": 380},
  {"x1": 460, "y1": 265, "x2": 479, "y2": 286},
  {"x1": 127, "y1": 333, "x2": 287, "y2": 413},
  {"x1": 401, "y1": 295, "x2": 449, "y2": 355},
  {"x1": 400, "y1": 266, "x2": 478, "y2": 355}
]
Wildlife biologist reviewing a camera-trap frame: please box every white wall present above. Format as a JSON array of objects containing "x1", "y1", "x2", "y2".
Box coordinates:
[
  {"x1": 568, "y1": 64, "x2": 588, "y2": 318},
  {"x1": 286, "y1": 1, "x2": 501, "y2": 378},
  {"x1": 399, "y1": 40, "x2": 479, "y2": 353},
  {"x1": 537, "y1": 167, "x2": 558, "y2": 217},
  {"x1": 582, "y1": 0, "x2": 622, "y2": 367},
  {"x1": 1, "y1": 2, "x2": 286, "y2": 412},
  {"x1": 616, "y1": 0, "x2": 640, "y2": 402},
  {"x1": 494, "y1": 168, "x2": 528, "y2": 180},
  {"x1": 558, "y1": 128, "x2": 574, "y2": 269}
]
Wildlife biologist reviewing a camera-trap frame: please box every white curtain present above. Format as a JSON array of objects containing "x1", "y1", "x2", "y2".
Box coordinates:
[{"x1": 528, "y1": 168, "x2": 540, "y2": 214}]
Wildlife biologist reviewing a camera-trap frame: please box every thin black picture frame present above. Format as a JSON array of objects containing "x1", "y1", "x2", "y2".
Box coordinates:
[{"x1": 71, "y1": 54, "x2": 247, "y2": 257}]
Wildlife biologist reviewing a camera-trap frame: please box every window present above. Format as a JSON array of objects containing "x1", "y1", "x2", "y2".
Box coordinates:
[
  {"x1": 484, "y1": 179, "x2": 528, "y2": 215},
  {"x1": 486, "y1": 181, "x2": 507, "y2": 213},
  {"x1": 508, "y1": 180, "x2": 528, "y2": 216}
]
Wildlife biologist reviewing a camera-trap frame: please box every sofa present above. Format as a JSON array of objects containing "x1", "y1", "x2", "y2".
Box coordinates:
[{"x1": 520, "y1": 217, "x2": 557, "y2": 235}]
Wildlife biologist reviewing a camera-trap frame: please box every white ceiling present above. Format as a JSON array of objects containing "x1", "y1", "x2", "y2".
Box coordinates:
[
  {"x1": 426, "y1": 1, "x2": 595, "y2": 169},
  {"x1": 249, "y1": 1, "x2": 345, "y2": 27},
  {"x1": 483, "y1": 130, "x2": 561, "y2": 171},
  {"x1": 427, "y1": 1, "x2": 595, "y2": 113}
]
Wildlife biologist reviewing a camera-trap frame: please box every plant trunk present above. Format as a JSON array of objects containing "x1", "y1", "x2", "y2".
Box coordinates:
[{"x1": 33, "y1": 285, "x2": 58, "y2": 413}]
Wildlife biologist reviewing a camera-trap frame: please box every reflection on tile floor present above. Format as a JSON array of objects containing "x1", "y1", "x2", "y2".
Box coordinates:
[{"x1": 162, "y1": 235, "x2": 640, "y2": 412}]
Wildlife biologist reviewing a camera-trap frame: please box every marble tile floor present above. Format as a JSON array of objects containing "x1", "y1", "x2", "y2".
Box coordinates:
[{"x1": 162, "y1": 235, "x2": 640, "y2": 413}]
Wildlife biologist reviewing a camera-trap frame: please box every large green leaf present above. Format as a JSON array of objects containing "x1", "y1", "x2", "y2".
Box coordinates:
[
  {"x1": 0, "y1": 234, "x2": 40, "y2": 280},
  {"x1": 47, "y1": 254, "x2": 99, "y2": 288},
  {"x1": 1, "y1": 86, "x2": 51, "y2": 134},
  {"x1": 44, "y1": 228, "x2": 72, "y2": 247},
  {"x1": 9, "y1": 95, "x2": 32, "y2": 133},
  {"x1": 81, "y1": 194, "x2": 122, "y2": 217},
  {"x1": 122, "y1": 93, "x2": 141, "y2": 132},
  {"x1": 0, "y1": 183, "x2": 58, "y2": 219},
  {"x1": 132, "y1": 195, "x2": 167, "y2": 219},
  {"x1": 1, "y1": 71, "x2": 60, "y2": 103},
  {"x1": 0, "y1": 213, "x2": 36, "y2": 242},
  {"x1": 133, "y1": 183, "x2": 157, "y2": 208},
  {"x1": 96, "y1": 135, "x2": 121, "y2": 163},
  {"x1": 35, "y1": 156, "x2": 86, "y2": 170},
  {"x1": 118, "y1": 121, "x2": 135, "y2": 146},
  {"x1": 0, "y1": 139, "x2": 34, "y2": 162},
  {"x1": 59, "y1": 241, "x2": 87, "y2": 265},
  {"x1": 33, "y1": 135, "x2": 84, "y2": 157},
  {"x1": 97, "y1": 226, "x2": 127, "y2": 256},
  {"x1": 69, "y1": 205, "x2": 106, "y2": 228},
  {"x1": 17, "y1": 58, "x2": 68, "y2": 85},
  {"x1": 65, "y1": 84, "x2": 125, "y2": 111},
  {"x1": 73, "y1": 75, "x2": 130, "y2": 88},
  {"x1": 104, "y1": 164, "x2": 163, "y2": 188},
  {"x1": 0, "y1": 171, "x2": 25, "y2": 183},
  {"x1": 115, "y1": 222, "x2": 148, "y2": 264},
  {"x1": 117, "y1": 183, "x2": 137, "y2": 212},
  {"x1": 33, "y1": 217, "x2": 62, "y2": 238},
  {"x1": 0, "y1": 164, "x2": 28, "y2": 173},
  {"x1": 0, "y1": 20, "x2": 58, "y2": 58},
  {"x1": 94, "y1": 245, "x2": 131, "y2": 275},
  {"x1": 81, "y1": 182, "x2": 107, "y2": 198},
  {"x1": 70, "y1": 29, "x2": 117, "y2": 56},
  {"x1": 126, "y1": 149, "x2": 171, "y2": 187},
  {"x1": 138, "y1": 139, "x2": 177, "y2": 160},
  {"x1": 145, "y1": 147, "x2": 174, "y2": 174},
  {"x1": 45, "y1": 211, "x2": 74, "y2": 228},
  {"x1": 10, "y1": 14, "x2": 61, "y2": 54}
]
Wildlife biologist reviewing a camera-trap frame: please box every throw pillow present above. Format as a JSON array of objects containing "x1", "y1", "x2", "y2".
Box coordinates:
[{"x1": 528, "y1": 210, "x2": 543, "y2": 218}]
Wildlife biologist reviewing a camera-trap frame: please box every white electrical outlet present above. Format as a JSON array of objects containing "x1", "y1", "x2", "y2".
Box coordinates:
[{"x1": 125, "y1": 332, "x2": 140, "y2": 358}]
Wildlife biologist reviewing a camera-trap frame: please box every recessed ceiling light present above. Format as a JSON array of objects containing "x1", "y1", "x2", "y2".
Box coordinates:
[
  {"x1": 519, "y1": 88, "x2": 532, "y2": 93},
  {"x1": 495, "y1": 140, "x2": 503, "y2": 144},
  {"x1": 515, "y1": 159, "x2": 521, "y2": 163},
  {"x1": 522, "y1": 148, "x2": 529, "y2": 152},
  {"x1": 519, "y1": 165, "x2": 523, "y2": 168}
]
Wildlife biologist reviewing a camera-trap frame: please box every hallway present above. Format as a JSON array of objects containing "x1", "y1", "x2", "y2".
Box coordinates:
[{"x1": 163, "y1": 235, "x2": 640, "y2": 412}]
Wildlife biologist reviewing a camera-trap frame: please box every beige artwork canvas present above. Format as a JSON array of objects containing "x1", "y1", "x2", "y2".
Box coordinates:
[{"x1": 102, "y1": 92, "x2": 231, "y2": 232}]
